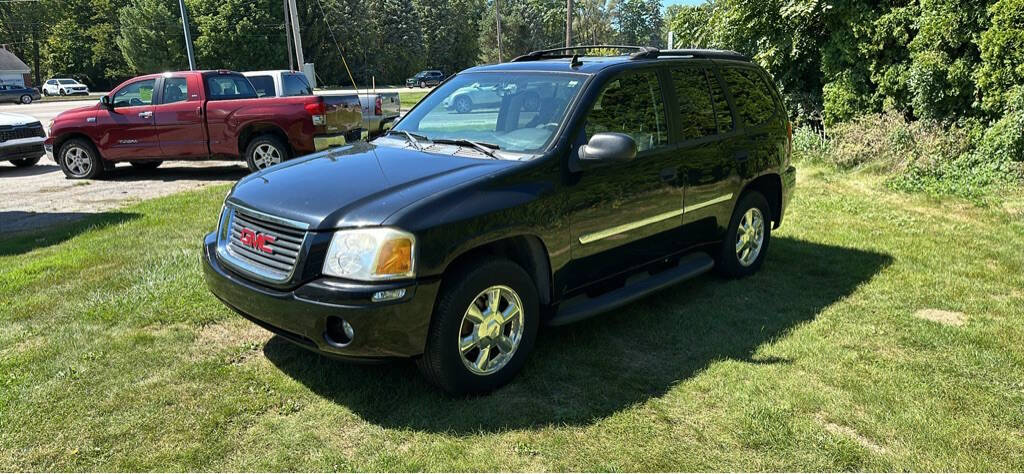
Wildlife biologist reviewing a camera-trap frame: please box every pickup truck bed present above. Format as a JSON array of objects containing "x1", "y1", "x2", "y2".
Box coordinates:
[{"x1": 359, "y1": 92, "x2": 401, "y2": 136}]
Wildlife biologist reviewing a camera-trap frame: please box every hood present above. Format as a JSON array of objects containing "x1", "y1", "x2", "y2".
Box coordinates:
[
  {"x1": 0, "y1": 112, "x2": 40, "y2": 126},
  {"x1": 227, "y1": 141, "x2": 520, "y2": 230}
]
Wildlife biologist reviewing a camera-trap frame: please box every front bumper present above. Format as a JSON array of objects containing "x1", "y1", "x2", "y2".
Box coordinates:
[
  {"x1": 202, "y1": 232, "x2": 440, "y2": 359},
  {"x1": 1, "y1": 137, "x2": 45, "y2": 162}
]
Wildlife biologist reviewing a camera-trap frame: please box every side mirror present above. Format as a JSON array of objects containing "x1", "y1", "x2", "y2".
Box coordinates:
[
  {"x1": 579, "y1": 132, "x2": 637, "y2": 164},
  {"x1": 100, "y1": 95, "x2": 112, "y2": 108}
]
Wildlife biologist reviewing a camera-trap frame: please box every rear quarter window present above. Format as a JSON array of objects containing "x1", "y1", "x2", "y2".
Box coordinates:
[
  {"x1": 720, "y1": 67, "x2": 778, "y2": 128},
  {"x1": 205, "y1": 75, "x2": 257, "y2": 100},
  {"x1": 281, "y1": 74, "x2": 312, "y2": 96},
  {"x1": 670, "y1": 67, "x2": 718, "y2": 140},
  {"x1": 248, "y1": 75, "x2": 275, "y2": 97}
]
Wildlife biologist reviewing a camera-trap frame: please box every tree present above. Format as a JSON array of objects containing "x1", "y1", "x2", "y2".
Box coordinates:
[
  {"x1": 116, "y1": 0, "x2": 187, "y2": 73},
  {"x1": 976, "y1": 0, "x2": 1024, "y2": 115},
  {"x1": 189, "y1": 0, "x2": 288, "y2": 71},
  {"x1": 615, "y1": 0, "x2": 662, "y2": 47},
  {"x1": 415, "y1": 0, "x2": 483, "y2": 74},
  {"x1": 370, "y1": 0, "x2": 425, "y2": 83}
]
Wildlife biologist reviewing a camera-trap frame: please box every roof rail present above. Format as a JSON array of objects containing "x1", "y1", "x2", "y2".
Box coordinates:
[
  {"x1": 511, "y1": 45, "x2": 660, "y2": 62},
  {"x1": 658, "y1": 49, "x2": 749, "y2": 61}
]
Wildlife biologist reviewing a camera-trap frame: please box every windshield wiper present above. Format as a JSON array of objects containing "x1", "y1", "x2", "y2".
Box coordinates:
[
  {"x1": 386, "y1": 130, "x2": 430, "y2": 151},
  {"x1": 432, "y1": 138, "x2": 501, "y2": 159}
]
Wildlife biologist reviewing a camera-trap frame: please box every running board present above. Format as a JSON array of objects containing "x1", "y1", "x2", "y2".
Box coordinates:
[{"x1": 546, "y1": 252, "x2": 715, "y2": 327}]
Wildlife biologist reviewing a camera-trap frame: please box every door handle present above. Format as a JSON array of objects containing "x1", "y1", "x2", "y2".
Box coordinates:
[
  {"x1": 138, "y1": 111, "x2": 153, "y2": 119},
  {"x1": 734, "y1": 151, "x2": 750, "y2": 162}
]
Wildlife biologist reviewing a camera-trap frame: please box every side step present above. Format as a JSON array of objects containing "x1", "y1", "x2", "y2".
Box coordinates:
[{"x1": 546, "y1": 252, "x2": 715, "y2": 327}]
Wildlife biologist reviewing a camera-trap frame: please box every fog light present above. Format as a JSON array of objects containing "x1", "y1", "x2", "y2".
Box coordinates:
[
  {"x1": 372, "y1": 288, "x2": 407, "y2": 302},
  {"x1": 325, "y1": 316, "x2": 354, "y2": 347}
]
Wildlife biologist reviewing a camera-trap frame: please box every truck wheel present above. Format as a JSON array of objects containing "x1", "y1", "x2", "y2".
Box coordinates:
[
  {"x1": 717, "y1": 191, "x2": 771, "y2": 278},
  {"x1": 11, "y1": 156, "x2": 40, "y2": 167},
  {"x1": 58, "y1": 138, "x2": 104, "y2": 179},
  {"x1": 417, "y1": 258, "x2": 539, "y2": 395},
  {"x1": 20, "y1": 94, "x2": 32, "y2": 104},
  {"x1": 130, "y1": 160, "x2": 162, "y2": 170},
  {"x1": 245, "y1": 135, "x2": 290, "y2": 173},
  {"x1": 453, "y1": 96, "x2": 472, "y2": 114}
]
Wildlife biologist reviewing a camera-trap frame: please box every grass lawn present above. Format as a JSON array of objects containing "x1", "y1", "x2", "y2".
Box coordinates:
[
  {"x1": 401, "y1": 90, "x2": 428, "y2": 110},
  {"x1": 1, "y1": 164, "x2": 1023, "y2": 470}
]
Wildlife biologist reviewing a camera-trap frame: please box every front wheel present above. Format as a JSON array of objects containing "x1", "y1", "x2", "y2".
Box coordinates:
[
  {"x1": 244, "y1": 135, "x2": 290, "y2": 173},
  {"x1": 453, "y1": 96, "x2": 472, "y2": 114},
  {"x1": 20, "y1": 94, "x2": 32, "y2": 104},
  {"x1": 717, "y1": 191, "x2": 771, "y2": 278},
  {"x1": 417, "y1": 258, "x2": 539, "y2": 395},
  {"x1": 11, "y1": 156, "x2": 40, "y2": 167},
  {"x1": 58, "y1": 138, "x2": 104, "y2": 179},
  {"x1": 59, "y1": 89, "x2": 66, "y2": 96},
  {"x1": 419, "y1": 81, "x2": 426, "y2": 88}
]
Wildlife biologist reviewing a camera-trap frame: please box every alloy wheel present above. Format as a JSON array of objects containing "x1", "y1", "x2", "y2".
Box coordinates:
[
  {"x1": 735, "y1": 207, "x2": 765, "y2": 267},
  {"x1": 20, "y1": 95, "x2": 32, "y2": 104},
  {"x1": 63, "y1": 145, "x2": 92, "y2": 177},
  {"x1": 251, "y1": 143, "x2": 282, "y2": 170},
  {"x1": 458, "y1": 285, "x2": 525, "y2": 376}
]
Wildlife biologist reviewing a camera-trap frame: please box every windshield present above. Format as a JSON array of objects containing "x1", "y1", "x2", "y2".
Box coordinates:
[
  {"x1": 58, "y1": 79, "x2": 80, "y2": 85},
  {"x1": 390, "y1": 72, "x2": 585, "y2": 155}
]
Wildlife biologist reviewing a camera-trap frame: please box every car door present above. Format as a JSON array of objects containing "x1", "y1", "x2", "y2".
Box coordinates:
[
  {"x1": 0, "y1": 85, "x2": 11, "y2": 102},
  {"x1": 153, "y1": 75, "x2": 209, "y2": 158},
  {"x1": 563, "y1": 67, "x2": 683, "y2": 291},
  {"x1": 671, "y1": 65, "x2": 742, "y2": 245},
  {"x1": 95, "y1": 78, "x2": 160, "y2": 160}
]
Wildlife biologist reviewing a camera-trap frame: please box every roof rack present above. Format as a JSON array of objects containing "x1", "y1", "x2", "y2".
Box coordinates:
[
  {"x1": 658, "y1": 49, "x2": 749, "y2": 61},
  {"x1": 511, "y1": 45, "x2": 660, "y2": 62}
]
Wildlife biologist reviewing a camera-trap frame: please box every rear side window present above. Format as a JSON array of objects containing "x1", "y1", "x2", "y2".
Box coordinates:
[
  {"x1": 670, "y1": 68, "x2": 718, "y2": 140},
  {"x1": 282, "y1": 74, "x2": 312, "y2": 96},
  {"x1": 720, "y1": 67, "x2": 777, "y2": 128},
  {"x1": 248, "y1": 75, "x2": 274, "y2": 97},
  {"x1": 585, "y1": 70, "x2": 668, "y2": 153},
  {"x1": 708, "y1": 72, "x2": 733, "y2": 133},
  {"x1": 161, "y1": 77, "x2": 189, "y2": 104},
  {"x1": 205, "y1": 75, "x2": 257, "y2": 100}
]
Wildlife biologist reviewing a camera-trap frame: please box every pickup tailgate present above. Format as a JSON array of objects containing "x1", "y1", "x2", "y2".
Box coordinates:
[
  {"x1": 317, "y1": 94, "x2": 362, "y2": 134},
  {"x1": 359, "y1": 93, "x2": 401, "y2": 119}
]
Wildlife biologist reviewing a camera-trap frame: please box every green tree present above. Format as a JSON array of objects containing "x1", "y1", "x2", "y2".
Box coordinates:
[
  {"x1": 370, "y1": 0, "x2": 425, "y2": 83},
  {"x1": 615, "y1": 0, "x2": 662, "y2": 46},
  {"x1": 976, "y1": 0, "x2": 1024, "y2": 115},
  {"x1": 189, "y1": 0, "x2": 288, "y2": 71},
  {"x1": 415, "y1": 0, "x2": 483, "y2": 74},
  {"x1": 116, "y1": 0, "x2": 187, "y2": 73}
]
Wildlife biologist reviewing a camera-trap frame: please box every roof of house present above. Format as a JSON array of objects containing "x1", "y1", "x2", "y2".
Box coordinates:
[{"x1": 0, "y1": 47, "x2": 31, "y2": 73}]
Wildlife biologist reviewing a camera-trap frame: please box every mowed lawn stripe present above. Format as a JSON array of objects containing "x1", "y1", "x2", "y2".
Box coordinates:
[{"x1": 1, "y1": 164, "x2": 1022, "y2": 470}]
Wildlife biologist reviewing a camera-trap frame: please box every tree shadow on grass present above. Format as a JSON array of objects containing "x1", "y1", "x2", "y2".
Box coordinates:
[
  {"x1": 264, "y1": 237, "x2": 892, "y2": 433},
  {"x1": 0, "y1": 211, "x2": 141, "y2": 256}
]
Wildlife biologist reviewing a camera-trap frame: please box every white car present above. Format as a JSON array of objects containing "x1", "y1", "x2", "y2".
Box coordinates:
[
  {"x1": 0, "y1": 111, "x2": 46, "y2": 168},
  {"x1": 42, "y1": 78, "x2": 89, "y2": 96}
]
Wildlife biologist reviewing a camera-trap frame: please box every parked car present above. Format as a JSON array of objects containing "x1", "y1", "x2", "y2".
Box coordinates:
[
  {"x1": 42, "y1": 78, "x2": 89, "y2": 96},
  {"x1": 244, "y1": 69, "x2": 364, "y2": 142},
  {"x1": 358, "y1": 92, "x2": 400, "y2": 136},
  {"x1": 44, "y1": 70, "x2": 362, "y2": 178},
  {"x1": 0, "y1": 111, "x2": 45, "y2": 167},
  {"x1": 441, "y1": 81, "x2": 541, "y2": 114},
  {"x1": 202, "y1": 46, "x2": 796, "y2": 394},
  {"x1": 0, "y1": 84, "x2": 41, "y2": 104},
  {"x1": 406, "y1": 70, "x2": 444, "y2": 88}
]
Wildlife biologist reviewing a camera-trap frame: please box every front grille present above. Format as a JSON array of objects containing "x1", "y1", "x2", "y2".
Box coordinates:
[
  {"x1": 222, "y1": 206, "x2": 308, "y2": 282},
  {"x1": 0, "y1": 124, "x2": 44, "y2": 143}
]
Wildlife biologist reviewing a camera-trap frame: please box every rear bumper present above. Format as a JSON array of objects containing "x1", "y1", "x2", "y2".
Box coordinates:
[
  {"x1": 313, "y1": 130, "x2": 366, "y2": 151},
  {"x1": 1, "y1": 137, "x2": 45, "y2": 162},
  {"x1": 202, "y1": 232, "x2": 440, "y2": 359}
]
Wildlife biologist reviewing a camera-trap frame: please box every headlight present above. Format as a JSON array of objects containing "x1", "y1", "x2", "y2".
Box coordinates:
[{"x1": 322, "y1": 228, "x2": 415, "y2": 281}]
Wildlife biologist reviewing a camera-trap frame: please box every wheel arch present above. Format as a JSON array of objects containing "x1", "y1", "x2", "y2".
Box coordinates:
[
  {"x1": 237, "y1": 123, "x2": 292, "y2": 158},
  {"x1": 440, "y1": 234, "x2": 553, "y2": 306},
  {"x1": 740, "y1": 173, "x2": 783, "y2": 228},
  {"x1": 53, "y1": 132, "x2": 103, "y2": 160}
]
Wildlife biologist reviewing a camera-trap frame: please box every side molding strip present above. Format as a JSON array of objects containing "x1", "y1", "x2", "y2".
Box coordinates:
[
  {"x1": 577, "y1": 193, "x2": 734, "y2": 245},
  {"x1": 684, "y1": 193, "x2": 733, "y2": 213}
]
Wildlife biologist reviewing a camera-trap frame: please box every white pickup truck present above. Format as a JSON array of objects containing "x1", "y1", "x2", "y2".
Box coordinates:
[
  {"x1": 357, "y1": 92, "x2": 401, "y2": 137},
  {"x1": 0, "y1": 111, "x2": 45, "y2": 167}
]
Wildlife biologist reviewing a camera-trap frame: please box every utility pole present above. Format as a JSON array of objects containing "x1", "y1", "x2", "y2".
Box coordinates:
[
  {"x1": 495, "y1": 0, "x2": 502, "y2": 62},
  {"x1": 287, "y1": 0, "x2": 304, "y2": 68},
  {"x1": 565, "y1": 0, "x2": 572, "y2": 48},
  {"x1": 283, "y1": 0, "x2": 294, "y2": 70},
  {"x1": 31, "y1": 28, "x2": 40, "y2": 86},
  {"x1": 178, "y1": 0, "x2": 196, "y2": 70}
]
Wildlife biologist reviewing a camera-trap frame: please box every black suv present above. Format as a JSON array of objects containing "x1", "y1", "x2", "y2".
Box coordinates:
[
  {"x1": 406, "y1": 70, "x2": 445, "y2": 88},
  {"x1": 203, "y1": 46, "x2": 796, "y2": 394}
]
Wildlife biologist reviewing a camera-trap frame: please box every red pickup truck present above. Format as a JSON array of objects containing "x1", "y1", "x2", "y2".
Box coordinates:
[{"x1": 44, "y1": 70, "x2": 363, "y2": 178}]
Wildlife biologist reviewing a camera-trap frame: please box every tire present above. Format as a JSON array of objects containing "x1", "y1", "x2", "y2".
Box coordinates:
[
  {"x1": 130, "y1": 160, "x2": 162, "y2": 170},
  {"x1": 419, "y1": 80, "x2": 426, "y2": 88},
  {"x1": 717, "y1": 191, "x2": 772, "y2": 278},
  {"x1": 57, "y1": 138, "x2": 104, "y2": 179},
  {"x1": 244, "y1": 134, "x2": 290, "y2": 173},
  {"x1": 20, "y1": 94, "x2": 32, "y2": 104},
  {"x1": 453, "y1": 96, "x2": 472, "y2": 114},
  {"x1": 417, "y1": 258, "x2": 540, "y2": 395},
  {"x1": 59, "y1": 89, "x2": 66, "y2": 96},
  {"x1": 11, "y1": 156, "x2": 40, "y2": 167}
]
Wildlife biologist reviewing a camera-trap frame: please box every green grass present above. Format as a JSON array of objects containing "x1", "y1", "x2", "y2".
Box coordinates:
[
  {"x1": 2, "y1": 164, "x2": 1023, "y2": 470},
  {"x1": 38, "y1": 94, "x2": 100, "y2": 103},
  {"x1": 401, "y1": 91, "x2": 428, "y2": 110}
]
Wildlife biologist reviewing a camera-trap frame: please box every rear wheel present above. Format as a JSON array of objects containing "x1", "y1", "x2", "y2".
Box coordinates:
[
  {"x1": 11, "y1": 156, "x2": 40, "y2": 167},
  {"x1": 58, "y1": 138, "x2": 104, "y2": 179},
  {"x1": 417, "y1": 258, "x2": 539, "y2": 395},
  {"x1": 244, "y1": 135, "x2": 289, "y2": 173},
  {"x1": 20, "y1": 94, "x2": 32, "y2": 104},
  {"x1": 717, "y1": 191, "x2": 771, "y2": 278},
  {"x1": 59, "y1": 89, "x2": 66, "y2": 96},
  {"x1": 130, "y1": 160, "x2": 162, "y2": 170},
  {"x1": 419, "y1": 80, "x2": 426, "y2": 88},
  {"x1": 453, "y1": 96, "x2": 472, "y2": 114}
]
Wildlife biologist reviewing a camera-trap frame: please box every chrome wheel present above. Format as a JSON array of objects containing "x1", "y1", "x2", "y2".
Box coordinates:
[
  {"x1": 458, "y1": 285, "x2": 525, "y2": 376},
  {"x1": 251, "y1": 143, "x2": 282, "y2": 170},
  {"x1": 63, "y1": 145, "x2": 92, "y2": 177},
  {"x1": 735, "y1": 207, "x2": 765, "y2": 267},
  {"x1": 20, "y1": 95, "x2": 32, "y2": 104}
]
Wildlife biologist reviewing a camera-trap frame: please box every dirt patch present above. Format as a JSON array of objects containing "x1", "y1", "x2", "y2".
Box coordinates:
[
  {"x1": 196, "y1": 320, "x2": 271, "y2": 348},
  {"x1": 817, "y1": 417, "x2": 888, "y2": 454},
  {"x1": 914, "y1": 308, "x2": 968, "y2": 326}
]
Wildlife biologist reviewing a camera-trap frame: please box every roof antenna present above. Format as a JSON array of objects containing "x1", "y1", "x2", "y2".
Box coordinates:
[{"x1": 570, "y1": 54, "x2": 582, "y2": 68}]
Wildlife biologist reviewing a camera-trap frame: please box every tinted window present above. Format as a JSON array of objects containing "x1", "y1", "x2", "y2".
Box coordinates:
[
  {"x1": 112, "y1": 79, "x2": 155, "y2": 107},
  {"x1": 721, "y1": 67, "x2": 777, "y2": 128},
  {"x1": 248, "y1": 75, "x2": 274, "y2": 97},
  {"x1": 585, "y1": 70, "x2": 668, "y2": 153},
  {"x1": 161, "y1": 77, "x2": 188, "y2": 104},
  {"x1": 281, "y1": 74, "x2": 312, "y2": 96},
  {"x1": 670, "y1": 68, "x2": 718, "y2": 140},
  {"x1": 708, "y1": 71, "x2": 734, "y2": 133},
  {"x1": 204, "y1": 75, "x2": 257, "y2": 100}
]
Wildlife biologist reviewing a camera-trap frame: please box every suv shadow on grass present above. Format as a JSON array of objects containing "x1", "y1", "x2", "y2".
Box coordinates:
[
  {"x1": 0, "y1": 211, "x2": 140, "y2": 255},
  {"x1": 263, "y1": 236, "x2": 892, "y2": 433}
]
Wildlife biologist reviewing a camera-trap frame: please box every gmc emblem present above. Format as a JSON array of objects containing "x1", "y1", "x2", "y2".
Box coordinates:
[{"x1": 239, "y1": 228, "x2": 276, "y2": 254}]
